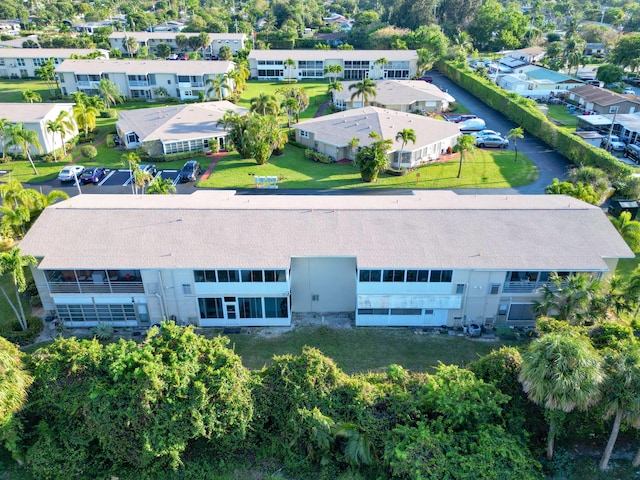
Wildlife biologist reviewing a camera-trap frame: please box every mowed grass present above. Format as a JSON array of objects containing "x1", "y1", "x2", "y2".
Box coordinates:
[
  {"x1": 224, "y1": 325, "x2": 513, "y2": 374},
  {"x1": 0, "y1": 78, "x2": 54, "y2": 103},
  {"x1": 238, "y1": 80, "x2": 330, "y2": 119},
  {"x1": 546, "y1": 104, "x2": 578, "y2": 131},
  {"x1": 198, "y1": 144, "x2": 538, "y2": 190}
]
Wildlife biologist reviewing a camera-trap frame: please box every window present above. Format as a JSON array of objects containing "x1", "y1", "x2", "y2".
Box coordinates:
[
  {"x1": 217, "y1": 270, "x2": 239, "y2": 282},
  {"x1": 57, "y1": 303, "x2": 137, "y2": 322},
  {"x1": 358, "y1": 308, "x2": 389, "y2": 315},
  {"x1": 299, "y1": 130, "x2": 310, "y2": 139},
  {"x1": 455, "y1": 283, "x2": 465, "y2": 294},
  {"x1": 241, "y1": 270, "x2": 263, "y2": 282},
  {"x1": 265, "y1": 297, "x2": 288, "y2": 318},
  {"x1": 507, "y1": 303, "x2": 535, "y2": 322},
  {"x1": 198, "y1": 298, "x2": 224, "y2": 318},
  {"x1": 406, "y1": 270, "x2": 429, "y2": 282},
  {"x1": 430, "y1": 270, "x2": 452, "y2": 283},
  {"x1": 194, "y1": 270, "x2": 216, "y2": 282},
  {"x1": 489, "y1": 283, "x2": 500, "y2": 295},
  {"x1": 390, "y1": 308, "x2": 422, "y2": 315},
  {"x1": 264, "y1": 270, "x2": 286, "y2": 282},
  {"x1": 383, "y1": 270, "x2": 405, "y2": 282},
  {"x1": 239, "y1": 297, "x2": 262, "y2": 318},
  {"x1": 16, "y1": 58, "x2": 25, "y2": 66},
  {"x1": 182, "y1": 284, "x2": 192, "y2": 294},
  {"x1": 359, "y1": 270, "x2": 381, "y2": 282}
]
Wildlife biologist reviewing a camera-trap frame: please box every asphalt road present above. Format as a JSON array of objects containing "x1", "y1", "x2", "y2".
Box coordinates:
[
  {"x1": 27, "y1": 73, "x2": 571, "y2": 197},
  {"x1": 430, "y1": 70, "x2": 571, "y2": 195}
]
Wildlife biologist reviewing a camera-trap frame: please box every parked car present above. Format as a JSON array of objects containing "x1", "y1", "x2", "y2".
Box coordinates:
[
  {"x1": 601, "y1": 135, "x2": 626, "y2": 152},
  {"x1": 166, "y1": 54, "x2": 178, "y2": 60},
  {"x1": 58, "y1": 165, "x2": 85, "y2": 182},
  {"x1": 623, "y1": 87, "x2": 636, "y2": 95},
  {"x1": 624, "y1": 144, "x2": 640, "y2": 163},
  {"x1": 178, "y1": 160, "x2": 201, "y2": 182},
  {"x1": 418, "y1": 75, "x2": 433, "y2": 83},
  {"x1": 447, "y1": 114, "x2": 478, "y2": 123},
  {"x1": 79, "y1": 166, "x2": 107, "y2": 184},
  {"x1": 475, "y1": 135, "x2": 508, "y2": 148},
  {"x1": 139, "y1": 164, "x2": 158, "y2": 176},
  {"x1": 471, "y1": 129, "x2": 501, "y2": 138},
  {"x1": 459, "y1": 118, "x2": 486, "y2": 132},
  {"x1": 177, "y1": 53, "x2": 189, "y2": 60}
]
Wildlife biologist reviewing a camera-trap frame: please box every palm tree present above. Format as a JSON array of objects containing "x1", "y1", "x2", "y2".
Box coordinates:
[
  {"x1": 199, "y1": 31, "x2": 211, "y2": 57},
  {"x1": 54, "y1": 110, "x2": 75, "y2": 156},
  {"x1": 122, "y1": 152, "x2": 140, "y2": 195},
  {"x1": 205, "y1": 74, "x2": 230, "y2": 101},
  {"x1": 506, "y1": 127, "x2": 524, "y2": 162},
  {"x1": 324, "y1": 64, "x2": 343, "y2": 82},
  {"x1": 454, "y1": 134, "x2": 475, "y2": 179},
  {"x1": 394, "y1": 128, "x2": 417, "y2": 168},
  {"x1": 0, "y1": 118, "x2": 11, "y2": 161},
  {"x1": 0, "y1": 204, "x2": 30, "y2": 238},
  {"x1": 327, "y1": 80, "x2": 343, "y2": 97},
  {"x1": 599, "y1": 342, "x2": 640, "y2": 470},
  {"x1": 349, "y1": 78, "x2": 377, "y2": 107},
  {"x1": 611, "y1": 211, "x2": 640, "y2": 253},
  {"x1": 348, "y1": 137, "x2": 360, "y2": 166},
  {"x1": 70, "y1": 91, "x2": 89, "y2": 106},
  {"x1": 7, "y1": 123, "x2": 40, "y2": 174},
  {"x1": 519, "y1": 331, "x2": 603, "y2": 459},
  {"x1": 22, "y1": 89, "x2": 41, "y2": 103},
  {"x1": 147, "y1": 176, "x2": 177, "y2": 195},
  {"x1": 125, "y1": 35, "x2": 139, "y2": 57},
  {"x1": 374, "y1": 57, "x2": 388, "y2": 78},
  {"x1": 250, "y1": 93, "x2": 279, "y2": 115},
  {"x1": 0, "y1": 247, "x2": 37, "y2": 331},
  {"x1": 45, "y1": 119, "x2": 62, "y2": 162},
  {"x1": 133, "y1": 169, "x2": 153, "y2": 194},
  {"x1": 98, "y1": 78, "x2": 125, "y2": 109},
  {"x1": 0, "y1": 336, "x2": 32, "y2": 428},
  {"x1": 534, "y1": 273, "x2": 602, "y2": 325},
  {"x1": 284, "y1": 57, "x2": 296, "y2": 82},
  {"x1": 281, "y1": 97, "x2": 300, "y2": 128},
  {"x1": 72, "y1": 103, "x2": 98, "y2": 138},
  {"x1": 86, "y1": 95, "x2": 106, "y2": 111},
  {"x1": 229, "y1": 61, "x2": 250, "y2": 93}
]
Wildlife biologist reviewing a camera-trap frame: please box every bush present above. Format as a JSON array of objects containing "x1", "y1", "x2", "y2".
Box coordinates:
[
  {"x1": 29, "y1": 295, "x2": 42, "y2": 308},
  {"x1": 80, "y1": 145, "x2": 97, "y2": 160},
  {"x1": 305, "y1": 149, "x2": 332, "y2": 164},
  {"x1": 99, "y1": 109, "x2": 118, "y2": 119},
  {"x1": 0, "y1": 316, "x2": 43, "y2": 345},
  {"x1": 92, "y1": 323, "x2": 114, "y2": 340},
  {"x1": 141, "y1": 150, "x2": 205, "y2": 163}
]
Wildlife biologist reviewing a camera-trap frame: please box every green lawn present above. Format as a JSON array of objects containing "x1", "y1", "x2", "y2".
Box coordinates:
[
  {"x1": 238, "y1": 80, "x2": 331, "y2": 119},
  {"x1": 546, "y1": 104, "x2": 578, "y2": 131},
  {"x1": 0, "y1": 78, "x2": 55, "y2": 103},
  {"x1": 224, "y1": 325, "x2": 515, "y2": 374},
  {"x1": 198, "y1": 144, "x2": 538, "y2": 190}
]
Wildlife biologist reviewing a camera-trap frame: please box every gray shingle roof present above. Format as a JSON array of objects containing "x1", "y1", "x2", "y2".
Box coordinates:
[
  {"x1": 116, "y1": 101, "x2": 248, "y2": 143},
  {"x1": 19, "y1": 191, "x2": 633, "y2": 271},
  {"x1": 334, "y1": 80, "x2": 455, "y2": 106},
  {"x1": 571, "y1": 84, "x2": 640, "y2": 106},
  {"x1": 55, "y1": 59, "x2": 234, "y2": 76},
  {"x1": 0, "y1": 103, "x2": 74, "y2": 123}
]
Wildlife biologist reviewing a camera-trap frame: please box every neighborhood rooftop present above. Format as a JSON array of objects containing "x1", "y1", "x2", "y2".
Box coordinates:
[
  {"x1": 109, "y1": 31, "x2": 247, "y2": 41},
  {"x1": 334, "y1": 80, "x2": 455, "y2": 106},
  {"x1": 55, "y1": 59, "x2": 234, "y2": 75},
  {"x1": 0, "y1": 48, "x2": 105, "y2": 58},
  {"x1": 571, "y1": 84, "x2": 640, "y2": 106},
  {"x1": 0, "y1": 102, "x2": 75, "y2": 122},
  {"x1": 19, "y1": 191, "x2": 632, "y2": 271},
  {"x1": 248, "y1": 49, "x2": 418, "y2": 61}
]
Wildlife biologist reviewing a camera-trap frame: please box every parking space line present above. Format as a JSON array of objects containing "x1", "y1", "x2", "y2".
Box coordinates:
[{"x1": 98, "y1": 170, "x2": 116, "y2": 186}]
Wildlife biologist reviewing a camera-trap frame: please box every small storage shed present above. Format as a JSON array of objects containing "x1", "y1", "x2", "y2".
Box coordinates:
[{"x1": 608, "y1": 199, "x2": 639, "y2": 218}]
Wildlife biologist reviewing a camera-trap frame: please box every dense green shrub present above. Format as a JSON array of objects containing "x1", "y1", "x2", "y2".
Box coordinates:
[
  {"x1": 141, "y1": 150, "x2": 205, "y2": 163},
  {"x1": 99, "y1": 109, "x2": 118, "y2": 119},
  {"x1": 305, "y1": 149, "x2": 332, "y2": 163},
  {"x1": 0, "y1": 316, "x2": 43, "y2": 345}
]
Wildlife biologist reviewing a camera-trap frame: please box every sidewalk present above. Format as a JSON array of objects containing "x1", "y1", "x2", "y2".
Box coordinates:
[{"x1": 199, "y1": 152, "x2": 228, "y2": 181}]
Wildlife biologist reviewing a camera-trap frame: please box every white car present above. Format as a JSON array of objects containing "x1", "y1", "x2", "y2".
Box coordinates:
[
  {"x1": 623, "y1": 87, "x2": 635, "y2": 95},
  {"x1": 459, "y1": 118, "x2": 486, "y2": 132},
  {"x1": 601, "y1": 135, "x2": 626, "y2": 152},
  {"x1": 471, "y1": 129, "x2": 501, "y2": 138},
  {"x1": 58, "y1": 165, "x2": 85, "y2": 182}
]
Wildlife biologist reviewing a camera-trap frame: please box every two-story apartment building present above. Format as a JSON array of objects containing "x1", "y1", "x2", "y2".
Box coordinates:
[
  {"x1": 0, "y1": 103, "x2": 78, "y2": 155},
  {"x1": 248, "y1": 49, "x2": 418, "y2": 81},
  {"x1": 0, "y1": 48, "x2": 108, "y2": 78},
  {"x1": 108, "y1": 32, "x2": 247, "y2": 58},
  {"x1": 19, "y1": 191, "x2": 632, "y2": 329},
  {"x1": 55, "y1": 59, "x2": 235, "y2": 101}
]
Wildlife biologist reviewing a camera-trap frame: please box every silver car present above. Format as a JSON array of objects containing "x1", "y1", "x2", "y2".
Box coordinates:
[
  {"x1": 475, "y1": 135, "x2": 508, "y2": 148},
  {"x1": 58, "y1": 165, "x2": 85, "y2": 182}
]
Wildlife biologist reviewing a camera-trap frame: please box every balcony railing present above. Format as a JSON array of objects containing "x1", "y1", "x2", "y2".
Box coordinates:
[
  {"x1": 129, "y1": 80, "x2": 149, "y2": 87},
  {"x1": 502, "y1": 280, "x2": 567, "y2": 294},
  {"x1": 48, "y1": 281, "x2": 144, "y2": 294}
]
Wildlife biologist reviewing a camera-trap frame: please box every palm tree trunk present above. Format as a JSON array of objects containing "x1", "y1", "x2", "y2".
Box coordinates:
[
  {"x1": 633, "y1": 444, "x2": 640, "y2": 467},
  {"x1": 514, "y1": 143, "x2": 518, "y2": 162},
  {"x1": 547, "y1": 416, "x2": 556, "y2": 460},
  {"x1": 0, "y1": 283, "x2": 25, "y2": 330},
  {"x1": 600, "y1": 411, "x2": 621, "y2": 470},
  {"x1": 25, "y1": 152, "x2": 38, "y2": 175},
  {"x1": 51, "y1": 133, "x2": 57, "y2": 162},
  {"x1": 457, "y1": 153, "x2": 463, "y2": 178},
  {"x1": 13, "y1": 279, "x2": 28, "y2": 331},
  {"x1": 60, "y1": 132, "x2": 67, "y2": 156}
]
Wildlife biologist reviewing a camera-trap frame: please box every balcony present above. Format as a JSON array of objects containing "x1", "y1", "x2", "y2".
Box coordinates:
[
  {"x1": 502, "y1": 281, "x2": 544, "y2": 294},
  {"x1": 129, "y1": 80, "x2": 149, "y2": 87},
  {"x1": 77, "y1": 80, "x2": 100, "y2": 88},
  {"x1": 48, "y1": 280, "x2": 145, "y2": 294}
]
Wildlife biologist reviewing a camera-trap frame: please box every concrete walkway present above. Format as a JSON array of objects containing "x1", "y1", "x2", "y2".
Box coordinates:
[
  {"x1": 199, "y1": 152, "x2": 228, "y2": 181},
  {"x1": 314, "y1": 101, "x2": 332, "y2": 118}
]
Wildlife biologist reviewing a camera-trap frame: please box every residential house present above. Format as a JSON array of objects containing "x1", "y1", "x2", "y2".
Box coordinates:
[
  {"x1": 333, "y1": 80, "x2": 455, "y2": 113},
  {"x1": 108, "y1": 32, "x2": 247, "y2": 58},
  {"x1": 0, "y1": 21, "x2": 20, "y2": 36},
  {"x1": 497, "y1": 65, "x2": 583, "y2": 99},
  {"x1": 568, "y1": 84, "x2": 640, "y2": 115},
  {"x1": 248, "y1": 49, "x2": 418, "y2": 81},
  {"x1": 115, "y1": 101, "x2": 248, "y2": 155},
  {"x1": 0, "y1": 103, "x2": 78, "y2": 155},
  {"x1": 0, "y1": 48, "x2": 108, "y2": 78},
  {"x1": 504, "y1": 46, "x2": 546, "y2": 64},
  {"x1": 55, "y1": 59, "x2": 235, "y2": 101},
  {"x1": 584, "y1": 43, "x2": 607, "y2": 57},
  {"x1": 576, "y1": 112, "x2": 640, "y2": 145},
  {"x1": 19, "y1": 191, "x2": 632, "y2": 329},
  {"x1": 294, "y1": 107, "x2": 461, "y2": 168}
]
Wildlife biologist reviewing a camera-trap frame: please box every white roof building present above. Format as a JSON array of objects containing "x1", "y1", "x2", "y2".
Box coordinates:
[
  {"x1": 0, "y1": 48, "x2": 108, "y2": 78},
  {"x1": 109, "y1": 32, "x2": 247, "y2": 57},
  {"x1": 20, "y1": 191, "x2": 632, "y2": 328}
]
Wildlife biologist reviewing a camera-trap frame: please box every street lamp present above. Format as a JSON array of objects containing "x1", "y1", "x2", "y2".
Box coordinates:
[
  {"x1": 73, "y1": 170, "x2": 82, "y2": 195},
  {"x1": 604, "y1": 106, "x2": 619, "y2": 152}
]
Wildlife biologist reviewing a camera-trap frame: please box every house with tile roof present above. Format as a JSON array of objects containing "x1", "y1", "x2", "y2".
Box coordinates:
[
  {"x1": 115, "y1": 101, "x2": 248, "y2": 155},
  {"x1": 19, "y1": 191, "x2": 632, "y2": 328},
  {"x1": 569, "y1": 84, "x2": 640, "y2": 115},
  {"x1": 248, "y1": 49, "x2": 418, "y2": 81},
  {"x1": 294, "y1": 107, "x2": 461, "y2": 168},
  {"x1": 0, "y1": 48, "x2": 108, "y2": 78},
  {"x1": 0, "y1": 103, "x2": 78, "y2": 155},
  {"x1": 55, "y1": 59, "x2": 235, "y2": 101},
  {"x1": 333, "y1": 80, "x2": 455, "y2": 113}
]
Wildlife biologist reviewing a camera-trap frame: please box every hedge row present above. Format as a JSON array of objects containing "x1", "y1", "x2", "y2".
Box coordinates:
[{"x1": 437, "y1": 61, "x2": 633, "y2": 179}]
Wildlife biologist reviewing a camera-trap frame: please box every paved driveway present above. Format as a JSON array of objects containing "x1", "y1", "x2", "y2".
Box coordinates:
[{"x1": 429, "y1": 70, "x2": 571, "y2": 194}]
